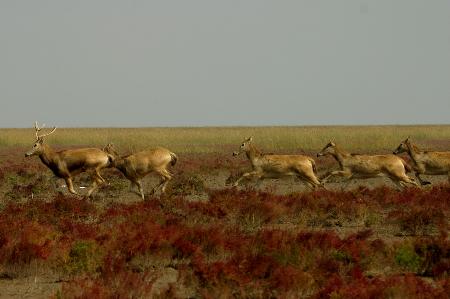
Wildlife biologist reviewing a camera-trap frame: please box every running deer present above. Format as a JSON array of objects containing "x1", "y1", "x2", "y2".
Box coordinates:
[
  {"x1": 317, "y1": 141, "x2": 418, "y2": 189},
  {"x1": 25, "y1": 122, "x2": 112, "y2": 197},
  {"x1": 103, "y1": 143, "x2": 177, "y2": 199},
  {"x1": 231, "y1": 137, "x2": 323, "y2": 190},
  {"x1": 393, "y1": 137, "x2": 450, "y2": 185}
]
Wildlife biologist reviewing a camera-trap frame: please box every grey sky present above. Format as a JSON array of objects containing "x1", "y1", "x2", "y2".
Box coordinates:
[{"x1": 1, "y1": 1, "x2": 449, "y2": 127}]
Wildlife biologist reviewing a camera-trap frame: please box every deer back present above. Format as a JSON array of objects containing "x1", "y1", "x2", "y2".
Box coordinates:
[{"x1": 119, "y1": 147, "x2": 174, "y2": 177}]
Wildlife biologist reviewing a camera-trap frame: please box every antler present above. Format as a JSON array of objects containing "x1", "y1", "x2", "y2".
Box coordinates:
[{"x1": 34, "y1": 121, "x2": 57, "y2": 140}]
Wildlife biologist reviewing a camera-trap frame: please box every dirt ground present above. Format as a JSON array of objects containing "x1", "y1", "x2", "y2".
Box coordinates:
[{"x1": 0, "y1": 148, "x2": 448, "y2": 298}]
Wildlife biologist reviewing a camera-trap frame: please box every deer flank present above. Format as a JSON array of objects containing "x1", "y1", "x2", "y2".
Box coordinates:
[
  {"x1": 25, "y1": 122, "x2": 112, "y2": 197},
  {"x1": 393, "y1": 137, "x2": 450, "y2": 185},
  {"x1": 232, "y1": 137, "x2": 322, "y2": 190},
  {"x1": 317, "y1": 141, "x2": 418, "y2": 189},
  {"x1": 103, "y1": 143, "x2": 177, "y2": 200}
]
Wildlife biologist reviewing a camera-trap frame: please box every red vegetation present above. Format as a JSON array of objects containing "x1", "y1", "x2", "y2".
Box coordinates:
[{"x1": 0, "y1": 174, "x2": 449, "y2": 297}]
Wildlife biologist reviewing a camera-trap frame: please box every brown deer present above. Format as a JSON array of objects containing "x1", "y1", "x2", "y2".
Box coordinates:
[
  {"x1": 317, "y1": 141, "x2": 418, "y2": 189},
  {"x1": 231, "y1": 137, "x2": 323, "y2": 190},
  {"x1": 393, "y1": 137, "x2": 450, "y2": 185},
  {"x1": 103, "y1": 143, "x2": 177, "y2": 199},
  {"x1": 25, "y1": 122, "x2": 112, "y2": 197}
]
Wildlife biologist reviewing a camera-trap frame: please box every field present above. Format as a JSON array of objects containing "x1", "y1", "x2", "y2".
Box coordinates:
[{"x1": 0, "y1": 125, "x2": 449, "y2": 298}]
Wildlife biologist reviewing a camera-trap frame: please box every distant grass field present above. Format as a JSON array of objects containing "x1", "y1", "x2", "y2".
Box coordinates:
[{"x1": 1, "y1": 125, "x2": 449, "y2": 154}]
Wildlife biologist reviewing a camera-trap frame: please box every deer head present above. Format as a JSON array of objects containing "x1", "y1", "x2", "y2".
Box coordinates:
[
  {"x1": 25, "y1": 121, "x2": 57, "y2": 157},
  {"x1": 317, "y1": 141, "x2": 336, "y2": 157},
  {"x1": 233, "y1": 136, "x2": 253, "y2": 156},
  {"x1": 102, "y1": 143, "x2": 119, "y2": 156},
  {"x1": 393, "y1": 137, "x2": 411, "y2": 155}
]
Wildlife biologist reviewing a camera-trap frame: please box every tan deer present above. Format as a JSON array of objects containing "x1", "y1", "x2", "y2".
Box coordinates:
[
  {"x1": 231, "y1": 137, "x2": 323, "y2": 190},
  {"x1": 25, "y1": 122, "x2": 112, "y2": 197},
  {"x1": 317, "y1": 141, "x2": 418, "y2": 189},
  {"x1": 393, "y1": 137, "x2": 450, "y2": 185},
  {"x1": 103, "y1": 143, "x2": 177, "y2": 199}
]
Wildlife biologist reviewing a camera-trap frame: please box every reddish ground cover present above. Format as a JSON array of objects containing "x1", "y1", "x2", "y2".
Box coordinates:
[{"x1": 0, "y1": 148, "x2": 449, "y2": 298}]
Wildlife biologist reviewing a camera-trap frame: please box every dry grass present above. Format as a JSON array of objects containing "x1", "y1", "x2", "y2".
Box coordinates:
[{"x1": 1, "y1": 125, "x2": 449, "y2": 154}]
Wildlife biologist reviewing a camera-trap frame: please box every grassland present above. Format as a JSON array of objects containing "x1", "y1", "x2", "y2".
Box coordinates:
[
  {"x1": 1, "y1": 125, "x2": 450, "y2": 154},
  {"x1": 0, "y1": 125, "x2": 449, "y2": 298}
]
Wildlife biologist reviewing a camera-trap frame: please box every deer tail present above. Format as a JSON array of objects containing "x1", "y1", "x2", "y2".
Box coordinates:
[
  {"x1": 401, "y1": 158, "x2": 412, "y2": 173},
  {"x1": 309, "y1": 158, "x2": 318, "y2": 175},
  {"x1": 170, "y1": 152, "x2": 178, "y2": 166},
  {"x1": 107, "y1": 154, "x2": 116, "y2": 167}
]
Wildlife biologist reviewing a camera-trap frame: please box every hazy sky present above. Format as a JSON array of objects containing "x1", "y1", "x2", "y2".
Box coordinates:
[{"x1": 1, "y1": 1, "x2": 449, "y2": 127}]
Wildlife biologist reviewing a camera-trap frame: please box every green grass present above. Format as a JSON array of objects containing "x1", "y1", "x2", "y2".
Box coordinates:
[{"x1": 1, "y1": 125, "x2": 449, "y2": 154}]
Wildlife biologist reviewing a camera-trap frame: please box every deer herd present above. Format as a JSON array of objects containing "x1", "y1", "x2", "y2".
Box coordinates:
[{"x1": 24, "y1": 122, "x2": 450, "y2": 199}]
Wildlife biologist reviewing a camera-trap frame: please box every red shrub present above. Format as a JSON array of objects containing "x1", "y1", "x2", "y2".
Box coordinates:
[
  {"x1": 270, "y1": 265, "x2": 311, "y2": 292},
  {"x1": 0, "y1": 219, "x2": 56, "y2": 264},
  {"x1": 414, "y1": 237, "x2": 450, "y2": 277}
]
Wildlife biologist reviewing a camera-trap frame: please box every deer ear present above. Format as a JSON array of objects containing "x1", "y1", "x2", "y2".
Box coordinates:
[{"x1": 248, "y1": 136, "x2": 253, "y2": 142}]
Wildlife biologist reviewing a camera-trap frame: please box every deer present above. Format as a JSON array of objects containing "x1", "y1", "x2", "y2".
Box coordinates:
[
  {"x1": 316, "y1": 141, "x2": 418, "y2": 189},
  {"x1": 25, "y1": 122, "x2": 113, "y2": 197},
  {"x1": 231, "y1": 137, "x2": 323, "y2": 190},
  {"x1": 393, "y1": 137, "x2": 450, "y2": 185},
  {"x1": 102, "y1": 143, "x2": 177, "y2": 200}
]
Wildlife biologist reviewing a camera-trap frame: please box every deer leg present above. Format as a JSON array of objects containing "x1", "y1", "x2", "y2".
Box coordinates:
[
  {"x1": 158, "y1": 169, "x2": 172, "y2": 193},
  {"x1": 303, "y1": 181, "x2": 316, "y2": 191},
  {"x1": 149, "y1": 170, "x2": 166, "y2": 194},
  {"x1": 300, "y1": 174, "x2": 321, "y2": 191},
  {"x1": 64, "y1": 177, "x2": 78, "y2": 195},
  {"x1": 392, "y1": 180, "x2": 406, "y2": 191},
  {"x1": 322, "y1": 170, "x2": 351, "y2": 184},
  {"x1": 415, "y1": 172, "x2": 431, "y2": 186},
  {"x1": 151, "y1": 177, "x2": 168, "y2": 194},
  {"x1": 128, "y1": 179, "x2": 143, "y2": 197},
  {"x1": 129, "y1": 181, "x2": 136, "y2": 192},
  {"x1": 391, "y1": 174, "x2": 418, "y2": 190},
  {"x1": 311, "y1": 175, "x2": 327, "y2": 190},
  {"x1": 328, "y1": 170, "x2": 353, "y2": 190},
  {"x1": 295, "y1": 167, "x2": 321, "y2": 191},
  {"x1": 308, "y1": 175, "x2": 323, "y2": 190},
  {"x1": 150, "y1": 174, "x2": 172, "y2": 194},
  {"x1": 396, "y1": 178, "x2": 416, "y2": 190},
  {"x1": 405, "y1": 175, "x2": 419, "y2": 187},
  {"x1": 133, "y1": 180, "x2": 145, "y2": 200},
  {"x1": 86, "y1": 174, "x2": 104, "y2": 198},
  {"x1": 233, "y1": 171, "x2": 261, "y2": 187},
  {"x1": 321, "y1": 170, "x2": 340, "y2": 183},
  {"x1": 86, "y1": 182, "x2": 97, "y2": 197},
  {"x1": 95, "y1": 168, "x2": 106, "y2": 184}
]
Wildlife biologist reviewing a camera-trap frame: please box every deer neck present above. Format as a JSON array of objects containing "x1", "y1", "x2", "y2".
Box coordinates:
[
  {"x1": 38, "y1": 144, "x2": 59, "y2": 169},
  {"x1": 245, "y1": 144, "x2": 263, "y2": 164},
  {"x1": 406, "y1": 143, "x2": 422, "y2": 164},
  {"x1": 331, "y1": 146, "x2": 350, "y2": 167},
  {"x1": 115, "y1": 157, "x2": 126, "y2": 169}
]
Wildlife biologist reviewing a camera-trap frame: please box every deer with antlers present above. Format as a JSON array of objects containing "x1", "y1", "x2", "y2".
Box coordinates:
[
  {"x1": 231, "y1": 137, "x2": 323, "y2": 190},
  {"x1": 317, "y1": 141, "x2": 418, "y2": 189},
  {"x1": 25, "y1": 122, "x2": 113, "y2": 197},
  {"x1": 102, "y1": 143, "x2": 177, "y2": 199},
  {"x1": 393, "y1": 137, "x2": 450, "y2": 185}
]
